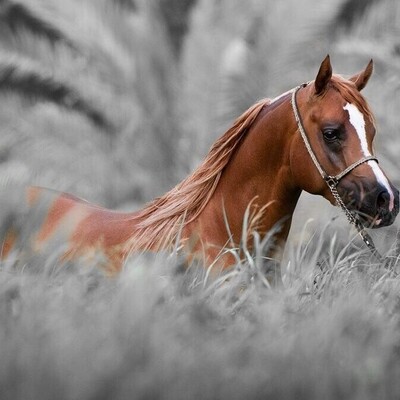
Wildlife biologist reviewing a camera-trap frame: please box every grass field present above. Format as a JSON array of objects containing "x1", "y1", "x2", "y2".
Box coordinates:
[
  {"x1": 1, "y1": 1, "x2": 400, "y2": 399},
  {"x1": 1, "y1": 227, "x2": 400, "y2": 400}
]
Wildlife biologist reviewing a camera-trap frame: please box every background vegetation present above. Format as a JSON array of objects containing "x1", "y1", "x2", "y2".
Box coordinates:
[{"x1": 1, "y1": 0, "x2": 400, "y2": 398}]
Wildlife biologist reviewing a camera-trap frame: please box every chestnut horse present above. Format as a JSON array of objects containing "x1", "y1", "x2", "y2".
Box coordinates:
[{"x1": 1, "y1": 56, "x2": 399, "y2": 282}]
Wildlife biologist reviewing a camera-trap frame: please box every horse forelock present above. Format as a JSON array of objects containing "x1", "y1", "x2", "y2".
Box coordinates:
[
  {"x1": 126, "y1": 97, "x2": 272, "y2": 252},
  {"x1": 330, "y1": 75, "x2": 375, "y2": 125}
]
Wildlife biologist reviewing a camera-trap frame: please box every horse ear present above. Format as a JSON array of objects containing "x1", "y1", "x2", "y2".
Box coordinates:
[
  {"x1": 349, "y1": 59, "x2": 373, "y2": 91},
  {"x1": 314, "y1": 55, "x2": 332, "y2": 95}
]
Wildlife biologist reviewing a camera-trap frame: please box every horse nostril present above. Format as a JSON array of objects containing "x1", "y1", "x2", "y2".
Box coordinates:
[{"x1": 376, "y1": 190, "x2": 390, "y2": 212}]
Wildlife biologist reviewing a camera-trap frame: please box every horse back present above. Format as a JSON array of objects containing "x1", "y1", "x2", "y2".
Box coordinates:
[{"x1": 1, "y1": 186, "x2": 138, "y2": 273}]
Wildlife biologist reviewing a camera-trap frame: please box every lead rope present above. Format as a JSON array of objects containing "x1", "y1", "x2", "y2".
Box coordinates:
[{"x1": 290, "y1": 84, "x2": 387, "y2": 265}]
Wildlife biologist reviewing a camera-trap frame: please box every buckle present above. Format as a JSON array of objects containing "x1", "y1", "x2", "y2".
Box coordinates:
[{"x1": 325, "y1": 176, "x2": 338, "y2": 189}]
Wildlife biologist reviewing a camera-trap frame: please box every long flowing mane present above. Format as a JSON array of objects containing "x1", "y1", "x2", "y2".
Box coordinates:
[{"x1": 126, "y1": 98, "x2": 271, "y2": 252}]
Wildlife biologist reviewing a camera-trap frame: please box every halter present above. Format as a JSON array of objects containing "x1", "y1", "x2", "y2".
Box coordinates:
[{"x1": 291, "y1": 84, "x2": 383, "y2": 261}]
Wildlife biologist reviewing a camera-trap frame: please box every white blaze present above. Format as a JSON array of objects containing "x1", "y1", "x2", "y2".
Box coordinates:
[{"x1": 343, "y1": 103, "x2": 395, "y2": 213}]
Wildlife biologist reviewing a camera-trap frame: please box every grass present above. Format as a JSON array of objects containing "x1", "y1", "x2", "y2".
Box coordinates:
[{"x1": 1, "y1": 224, "x2": 400, "y2": 400}]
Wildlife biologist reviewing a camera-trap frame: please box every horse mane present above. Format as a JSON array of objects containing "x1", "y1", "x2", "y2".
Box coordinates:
[
  {"x1": 123, "y1": 74, "x2": 375, "y2": 255},
  {"x1": 126, "y1": 97, "x2": 271, "y2": 252},
  {"x1": 330, "y1": 74, "x2": 375, "y2": 123}
]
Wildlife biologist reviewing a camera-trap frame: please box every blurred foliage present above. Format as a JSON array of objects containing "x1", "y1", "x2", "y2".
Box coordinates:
[
  {"x1": 0, "y1": 0, "x2": 399, "y2": 209},
  {"x1": 157, "y1": 0, "x2": 197, "y2": 58},
  {"x1": 1, "y1": 237, "x2": 400, "y2": 400}
]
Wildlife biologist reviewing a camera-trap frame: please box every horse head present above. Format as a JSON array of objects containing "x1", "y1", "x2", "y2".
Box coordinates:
[{"x1": 290, "y1": 55, "x2": 399, "y2": 228}]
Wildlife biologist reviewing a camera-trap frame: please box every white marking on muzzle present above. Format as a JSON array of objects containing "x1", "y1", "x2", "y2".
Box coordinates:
[{"x1": 343, "y1": 103, "x2": 395, "y2": 212}]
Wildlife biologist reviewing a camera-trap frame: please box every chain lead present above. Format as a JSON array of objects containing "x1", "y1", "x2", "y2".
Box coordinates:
[{"x1": 328, "y1": 181, "x2": 383, "y2": 261}]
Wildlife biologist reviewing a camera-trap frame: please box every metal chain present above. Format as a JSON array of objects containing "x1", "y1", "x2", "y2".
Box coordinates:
[{"x1": 328, "y1": 180, "x2": 383, "y2": 261}]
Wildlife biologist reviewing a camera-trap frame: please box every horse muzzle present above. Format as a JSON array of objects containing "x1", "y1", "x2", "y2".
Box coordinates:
[{"x1": 339, "y1": 181, "x2": 400, "y2": 229}]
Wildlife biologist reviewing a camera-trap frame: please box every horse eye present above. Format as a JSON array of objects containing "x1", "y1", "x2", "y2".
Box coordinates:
[{"x1": 323, "y1": 129, "x2": 339, "y2": 143}]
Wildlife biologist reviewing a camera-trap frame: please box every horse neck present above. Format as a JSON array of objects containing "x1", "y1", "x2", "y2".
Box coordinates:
[{"x1": 193, "y1": 95, "x2": 302, "y2": 259}]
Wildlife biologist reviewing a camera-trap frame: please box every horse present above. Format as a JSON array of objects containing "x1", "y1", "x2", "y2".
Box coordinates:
[{"x1": 1, "y1": 56, "x2": 399, "y2": 283}]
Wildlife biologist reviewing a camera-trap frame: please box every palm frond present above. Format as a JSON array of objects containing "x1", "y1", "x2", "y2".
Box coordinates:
[
  {"x1": 329, "y1": 0, "x2": 383, "y2": 34},
  {"x1": 0, "y1": 59, "x2": 114, "y2": 134},
  {"x1": 112, "y1": 0, "x2": 137, "y2": 11},
  {"x1": 0, "y1": 0, "x2": 75, "y2": 49},
  {"x1": 156, "y1": 0, "x2": 198, "y2": 58}
]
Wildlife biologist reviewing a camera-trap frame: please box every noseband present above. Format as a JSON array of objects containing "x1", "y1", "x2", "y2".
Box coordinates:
[{"x1": 291, "y1": 84, "x2": 382, "y2": 261}]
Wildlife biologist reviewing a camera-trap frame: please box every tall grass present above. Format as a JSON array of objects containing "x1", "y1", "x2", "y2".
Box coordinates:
[{"x1": 1, "y1": 225, "x2": 400, "y2": 399}]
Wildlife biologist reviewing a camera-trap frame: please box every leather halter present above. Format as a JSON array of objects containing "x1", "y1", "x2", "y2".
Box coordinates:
[{"x1": 290, "y1": 84, "x2": 383, "y2": 261}]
